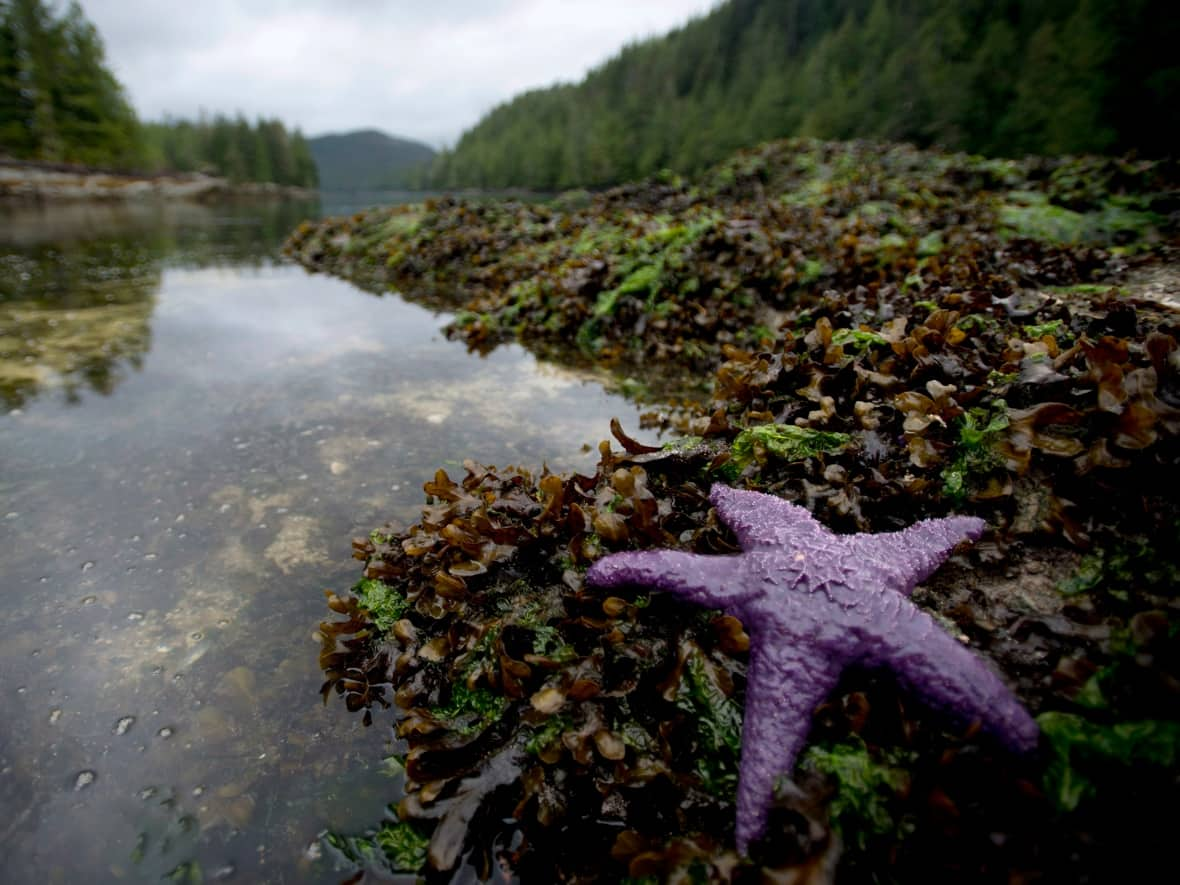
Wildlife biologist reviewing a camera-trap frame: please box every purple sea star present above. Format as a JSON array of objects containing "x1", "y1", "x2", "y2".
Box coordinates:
[{"x1": 586, "y1": 484, "x2": 1039, "y2": 853}]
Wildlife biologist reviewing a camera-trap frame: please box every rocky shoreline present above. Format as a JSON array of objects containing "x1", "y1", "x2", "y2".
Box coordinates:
[
  {"x1": 288, "y1": 139, "x2": 1180, "y2": 881},
  {"x1": 0, "y1": 156, "x2": 316, "y2": 204}
]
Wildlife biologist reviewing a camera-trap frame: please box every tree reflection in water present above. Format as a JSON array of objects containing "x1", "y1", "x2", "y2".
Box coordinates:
[{"x1": 0, "y1": 198, "x2": 319, "y2": 410}]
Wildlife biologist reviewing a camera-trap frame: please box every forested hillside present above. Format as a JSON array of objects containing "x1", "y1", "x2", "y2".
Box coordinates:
[
  {"x1": 0, "y1": 0, "x2": 140, "y2": 167},
  {"x1": 140, "y1": 116, "x2": 318, "y2": 188},
  {"x1": 1, "y1": 0, "x2": 317, "y2": 187},
  {"x1": 428, "y1": 0, "x2": 1178, "y2": 190},
  {"x1": 308, "y1": 129, "x2": 435, "y2": 191}
]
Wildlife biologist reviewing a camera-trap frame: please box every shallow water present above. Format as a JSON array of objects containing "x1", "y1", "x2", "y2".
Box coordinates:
[{"x1": 0, "y1": 200, "x2": 657, "y2": 882}]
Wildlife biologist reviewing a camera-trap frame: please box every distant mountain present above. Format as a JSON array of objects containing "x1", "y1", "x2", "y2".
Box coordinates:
[{"x1": 308, "y1": 129, "x2": 435, "y2": 191}]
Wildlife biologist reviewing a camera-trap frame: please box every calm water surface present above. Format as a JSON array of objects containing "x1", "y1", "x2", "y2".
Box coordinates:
[{"x1": 0, "y1": 200, "x2": 656, "y2": 882}]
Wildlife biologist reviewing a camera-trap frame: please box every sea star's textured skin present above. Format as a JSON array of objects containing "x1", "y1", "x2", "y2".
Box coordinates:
[{"x1": 586, "y1": 484, "x2": 1039, "y2": 853}]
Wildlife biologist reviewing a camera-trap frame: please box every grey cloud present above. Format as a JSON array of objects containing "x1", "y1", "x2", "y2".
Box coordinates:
[{"x1": 81, "y1": 0, "x2": 717, "y2": 145}]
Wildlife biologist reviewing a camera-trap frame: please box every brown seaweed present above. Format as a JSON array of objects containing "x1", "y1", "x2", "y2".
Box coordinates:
[{"x1": 306, "y1": 138, "x2": 1180, "y2": 882}]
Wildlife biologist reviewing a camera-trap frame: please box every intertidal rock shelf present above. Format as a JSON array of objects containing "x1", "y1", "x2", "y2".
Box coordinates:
[{"x1": 287, "y1": 139, "x2": 1180, "y2": 881}]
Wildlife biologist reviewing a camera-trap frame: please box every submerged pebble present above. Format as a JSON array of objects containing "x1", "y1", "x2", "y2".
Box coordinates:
[{"x1": 72, "y1": 770, "x2": 96, "y2": 791}]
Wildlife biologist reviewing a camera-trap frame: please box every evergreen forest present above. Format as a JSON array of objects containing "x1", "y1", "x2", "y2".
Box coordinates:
[
  {"x1": 0, "y1": 0, "x2": 138, "y2": 166},
  {"x1": 0, "y1": 0, "x2": 317, "y2": 187},
  {"x1": 139, "y1": 116, "x2": 318, "y2": 188},
  {"x1": 427, "y1": 0, "x2": 1179, "y2": 190}
]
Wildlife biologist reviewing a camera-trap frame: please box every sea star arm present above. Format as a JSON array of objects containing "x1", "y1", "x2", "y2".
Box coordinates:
[
  {"x1": 710, "y1": 484, "x2": 826, "y2": 549},
  {"x1": 859, "y1": 605, "x2": 1040, "y2": 753},
  {"x1": 849, "y1": 515, "x2": 985, "y2": 596},
  {"x1": 734, "y1": 639, "x2": 842, "y2": 854},
  {"x1": 586, "y1": 550, "x2": 748, "y2": 608}
]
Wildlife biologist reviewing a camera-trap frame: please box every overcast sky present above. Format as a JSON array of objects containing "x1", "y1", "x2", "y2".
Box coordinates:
[{"x1": 79, "y1": 1, "x2": 719, "y2": 147}]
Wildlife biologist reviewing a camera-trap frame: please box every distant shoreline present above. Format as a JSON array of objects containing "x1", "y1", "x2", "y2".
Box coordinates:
[{"x1": 0, "y1": 156, "x2": 317, "y2": 204}]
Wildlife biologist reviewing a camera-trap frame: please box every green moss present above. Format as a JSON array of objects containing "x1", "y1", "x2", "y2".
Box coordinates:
[
  {"x1": 353, "y1": 578, "x2": 409, "y2": 633},
  {"x1": 1037, "y1": 711, "x2": 1180, "y2": 812},
  {"x1": 731, "y1": 424, "x2": 850, "y2": 469},
  {"x1": 802, "y1": 740, "x2": 914, "y2": 850}
]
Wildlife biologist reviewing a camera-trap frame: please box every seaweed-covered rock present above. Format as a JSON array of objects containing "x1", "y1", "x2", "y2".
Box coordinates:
[{"x1": 306, "y1": 138, "x2": 1180, "y2": 882}]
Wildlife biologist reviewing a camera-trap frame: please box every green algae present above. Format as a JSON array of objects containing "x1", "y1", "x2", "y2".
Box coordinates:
[
  {"x1": 303, "y1": 137, "x2": 1180, "y2": 882},
  {"x1": 324, "y1": 817, "x2": 431, "y2": 875},
  {"x1": 594, "y1": 263, "x2": 662, "y2": 318},
  {"x1": 1046, "y1": 283, "x2": 1129, "y2": 297},
  {"x1": 999, "y1": 191, "x2": 1161, "y2": 247},
  {"x1": 940, "y1": 400, "x2": 1009, "y2": 504},
  {"x1": 731, "y1": 424, "x2": 850, "y2": 469},
  {"x1": 661, "y1": 435, "x2": 705, "y2": 452},
  {"x1": 286, "y1": 139, "x2": 1176, "y2": 391},
  {"x1": 162, "y1": 861, "x2": 202, "y2": 884},
  {"x1": 916, "y1": 231, "x2": 945, "y2": 257},
  {"x1": 1023, "y1": 319, "x2": 1069, "y2": 341},
  {"x1": 955, "y1": 313, "x2": 998, "y2": 333},
  {"x1": 528, "y1": 624, "x2": 576, "y2": 661},
  {"x1": 433, "y1": 681, "x2": 508, "y2": 735},
  {"x1": 802, "y1": 740, "x2": 914, "y2": 851},
  {"x1": 1057, "y1": 528, "x2": 1180, "y2": 600},
  {"x1": 346, "y1": 209, "x2": 423, "y2": 258},
  {"x1": 587, "y1": 211, "x2": 721, "y2": 330},
  {"x1": 1038, "y1": 712, "x2": 1180, "y2": 812},
  {"x1": 675, "y1": 651, "x2": 743, "y2": 797},
  {"x1": 352, "y1": 578, "x2": 409, "y2": 633},
  {"x1": 525, "y1": 713, "x2": 572, "y2": 755},
  {"x1": 830, "y1": 327, "x2": 888, "y2": 351}
]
